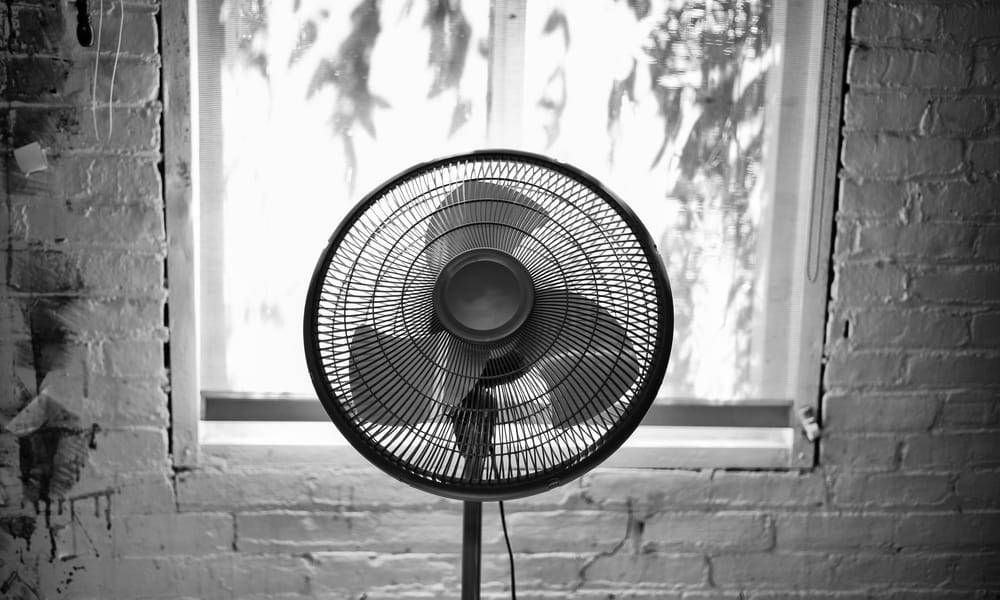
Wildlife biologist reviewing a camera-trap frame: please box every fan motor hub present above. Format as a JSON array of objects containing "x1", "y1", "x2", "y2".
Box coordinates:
[{"x1": 434, "y1": 249, "x2": 534, "y2": 343}]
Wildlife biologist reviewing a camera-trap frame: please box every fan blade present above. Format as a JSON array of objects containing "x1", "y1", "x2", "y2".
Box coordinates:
[
  {"x1": 450, "y1": 383, "x2": 497, "y2": 482},
  {"x1": 347, "y1": 325, "x2": 486, "y2": 426},
  {"x1": 432, "y1": 333, "x2": 490, "y2": 409},
  {"x1": 528, "y1": 291, "x2": 642, "y2": 428},
  {"x1": 425, "y1": 181, "x2": 548, "y2": 256}
]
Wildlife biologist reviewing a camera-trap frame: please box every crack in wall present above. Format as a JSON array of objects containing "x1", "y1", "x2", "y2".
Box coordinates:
[
  {"x1": 230, "y1": 511, "x2": 238, "y2": 552},
  {"x1": 571, "y1": 499, "x2": 638, "y2": 592}
]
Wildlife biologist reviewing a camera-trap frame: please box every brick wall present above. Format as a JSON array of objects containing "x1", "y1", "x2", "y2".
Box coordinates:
[{"x1": 1, "y1": 0, "x2": 997, "y2": 598}]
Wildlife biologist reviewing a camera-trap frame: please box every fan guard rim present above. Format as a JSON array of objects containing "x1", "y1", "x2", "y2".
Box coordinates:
[{"x1": 303, "y1": 149, "x2": 674, "y2": 502}]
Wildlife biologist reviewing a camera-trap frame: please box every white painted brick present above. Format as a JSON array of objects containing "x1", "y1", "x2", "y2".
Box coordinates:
[
  {"x1": 6, "y1": 3, "x2": 160, "y2": 59},
  {"x1": 953, "y1": 552, "x2": 1000, "y2": 588},
  {"x1": 939, "y1": 392, "x2": 1000, "y2": 429},
  {"x1": 581, "y1": 468, "x2": 711, "y2": 511},
  {"x1": 9, "y1": 248, "x2": 165, "y2": 295},
  {"x1": 5, "y1": 56, "x2": 159, "y2": 105},
  {"x1": 91, "y1": 378, "x2": 168, "y2": 425},
  {"x1": 895, "y1": 512, "x2": 1000, "y2": 550},
  {"x1": 775, "y1": 512, "x2": 895, "y2": 551},
  {"x1": 27, "y1": 155, "x2": 163, "y2": 205},
  {"x1": 38, "y1": 551, "x2": 304, "y2": 599},
  {"x1": 956, "y1": 471, "x2": 1000, "y2": 509},
  {"x1": 832, "y1": 473, "x2": 954, "y2": 508},
  {"x1": 848, "y1": 48, "x2": 971, "y2": 90},
  {"x1": 11, "y1": 199, "x2": 165, "y2": 248},
  {"x1": 843, "y1": 92, "x2": 930, "y2": 133},
  {"x1": 848, "y1": 309, "x2": 970, "y2": 349},
  {"x1": 919, "y1": 181, "x2": 1000, "y2": 221},
  {"x1": 977, "y1": 226, "x2": 1000, "y2": 261},
  {"x1": 57, "y1": 297, "x2": 164, "y2": 337},
  {"x1": 708, "y1": 471, "x2": 825, "y2": 508},
  {"x1": 554, "y1": 592, "x2": 680, "y2": 600},
  {"x1": 95, "y1": 338, "x2": 165, "y2": 379},
  {"x1": 11, "y1": 105, "x2": 161, "y2": 154},
  {"x1": 194, "y1": 554, "x2": 312, "y2": 598},
  {"x1": 971, "y1": 140, "x2": 1000, "y2": 174},
  {"x1": 823, "y1": 350, "x2": 906, "y2": 388},
  {"x1": 177, "y1": 468, "x2": 313, "y2": 511},
  {"x1": 842, "y1": 134, "x2": 964, "y2": 178},
  {"x1": 236, "y1": 509, "x2": 465, "y2": 554},
  {"x1": 830, "y1": 263, "x2": 907, "y2": 304},
  {"x1": 88, "y1": 428, "x2": 168, "y2": 471},
  {"x1": 820, "y1": 435, "x2": 900, "y2": 472},
  {"x1": 236, "y1": 510, "x2": 365, "y2": 553},
  {"x1": 309, "y1": 552, "x2": 456, "y2": 595},
  {"x1": 852, "y1": 3, "x2": 941, "y2": 43},
  {"x1": 943, "y1": 6, "x2": 1000, "y2": 45},
  {"x1": 737, "y1": 593, "x2": 877, "y2": 600},
  {"x1": 481, "y1": 553, "x2": 585, "y2": 590},
  {"x1": 833, "y1": 218, "x2": 858, "y2": 258},
  {"x1": 500, "y1": 479, "x2": 587, "y2": 510},
  {"x1": 833, "y1": 553, "x2": 953, "y2": 588},
  {"x1": 59, "y1": 4, "x2": 161, "y2": 57},
  {"x1": 856, "y1": 223, "x2": 978, "y2": 259},
  {"x1": 930, "y1": 96, "x2": 998, "y2": 137},
  {"x1": 823, "y1": 394, "x2": 939, "y2": 433},
  {"x1": 308, "y1": 468, "x2": 454, "y2": 510},
  {"x1": 6, "y1": 4, "x2": 65, "y2": 55},
  {"x1": 910, "y1": 268, "x2": 1000, "y2": 303},
  {"x1": 642, "y1": 511, "x2": 771, "y2": 552},
  {"x1": 973, "y1": 44, "x2": 1000, "y2": 88},
  {"x1": 63, "y1": 57, "x2": 161, "y2": 105},
  {"x1": 115, "y1": 512, "x2": 234, "y2": 556},
  {"x1": 32, "y1": 368, "x2": 167, "y2": 428},
  {"x1": 69, "y1": 469, "x2": 175, "y2": 515},
  {"x1": 712, "y1": 552, "x2": 835, "y2": 588},
  {"x1": 499, "y1": 510, "x2": 627, "y2": 553},
  {"x1": 584, "y1": 552, "x2": 706, "y2": 587},
  {"x1": 902, "y1": 433, "x2": 1000, "y2": 469},
  {"x1": 1, "y1": 56, "x2": 73, "y2": 102},
  {"x1": 904, "y1": 354, "x2": 1000, "y2": 387}
]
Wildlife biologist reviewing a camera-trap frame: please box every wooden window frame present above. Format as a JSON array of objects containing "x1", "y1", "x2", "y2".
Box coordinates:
[{"x1": 163, "y1": 0, "x2": 848, "y2": 470}]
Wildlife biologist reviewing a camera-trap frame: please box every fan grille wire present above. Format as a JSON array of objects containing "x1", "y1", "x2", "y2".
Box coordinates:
[{"x1": 307, "y1": 153, "x2": 669, "y2": 499}]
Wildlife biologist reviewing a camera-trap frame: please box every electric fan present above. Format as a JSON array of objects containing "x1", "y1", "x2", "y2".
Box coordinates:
[{"x1": 304, "y1": 150, "x2": 673, "y2": 598}]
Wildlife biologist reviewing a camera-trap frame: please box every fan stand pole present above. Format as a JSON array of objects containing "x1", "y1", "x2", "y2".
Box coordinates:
[{"x1": 461, "y1": 500, "x2": 482, "y2": 599}]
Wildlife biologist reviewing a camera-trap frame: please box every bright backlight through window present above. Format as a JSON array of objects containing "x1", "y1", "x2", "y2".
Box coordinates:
[{"x1": 198, "y1": 0, "x2": 811, "y2": 409}]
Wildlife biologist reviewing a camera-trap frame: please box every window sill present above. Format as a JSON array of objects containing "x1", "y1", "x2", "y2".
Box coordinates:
[{"x1": 199, "y1": 421, "x2": 793, "y2": 469}]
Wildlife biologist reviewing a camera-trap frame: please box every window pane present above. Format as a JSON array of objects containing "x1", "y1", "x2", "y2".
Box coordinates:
[
  {"x1": 201, "y1": 0, "x2": 805, "y2": 406},
  {"x1": 516, "y1": 0, "x2": 781, "y2": 401},
  {"x1": 200, "y1": 0, "x2": 491, "y2": 393}
]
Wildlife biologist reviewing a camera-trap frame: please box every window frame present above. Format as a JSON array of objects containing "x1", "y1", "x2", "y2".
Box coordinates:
[{"x1": 163, "y1": 0, "x2": 848, "y2": 470}]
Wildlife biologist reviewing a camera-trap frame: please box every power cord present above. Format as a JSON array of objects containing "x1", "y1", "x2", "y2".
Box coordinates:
[
  {"x1": 90, "y1": 0, "x2": 124, "y2": 142},
  {"x1": 91, "y1": 0, "x2": 104, "y2": 138},
  {"x1": 108, "y1": 0, "x2": 124, "y2": 137},
  {"x1": 498, "y1": 500, "x2": 516, "y2": 599}
]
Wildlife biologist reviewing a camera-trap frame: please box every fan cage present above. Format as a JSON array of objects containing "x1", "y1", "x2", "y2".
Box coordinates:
[{"x1": 304, "y1": 150, "x2": 672, "y2": 501}]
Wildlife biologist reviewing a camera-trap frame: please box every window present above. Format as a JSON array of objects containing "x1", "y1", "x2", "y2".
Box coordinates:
[{"x1": 164, "y1": 0, "x2": 846, "y2": 468}]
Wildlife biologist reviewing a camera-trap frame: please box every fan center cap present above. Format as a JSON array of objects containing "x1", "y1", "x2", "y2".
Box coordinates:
[{"x1": 434, "y1": 249, "x2": 534, "y2": 343}]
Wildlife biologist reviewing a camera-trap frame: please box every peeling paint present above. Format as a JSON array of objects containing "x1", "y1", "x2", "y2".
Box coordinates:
[
  {"x1": 0, "y1": 515, "x2": 37, "y2": 545},
  {"x1": 7, "y1": 392, "x2": 97, "y2": 512},
  {"x1": 54, "y1": 488, "x2": 114, "y2": 562},
  {"x1": 0, "y1": 571, "x2": 40, "y2": 600},
  {"x1": 17, "y1": 425, "x2": 91, "y2": 504},
  {"x1": 26, "y1": 298, "x2": 74, "y2": 393}
]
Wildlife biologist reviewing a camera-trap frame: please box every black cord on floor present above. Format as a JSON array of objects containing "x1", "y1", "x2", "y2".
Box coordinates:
[{"x1": 498, "y1": 500, "x2": 517, "y2": 599}]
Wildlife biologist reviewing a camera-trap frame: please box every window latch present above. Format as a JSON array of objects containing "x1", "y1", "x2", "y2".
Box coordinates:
[{"x1": 797, "y1": 407, "x2": 821, "y2": 442}]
